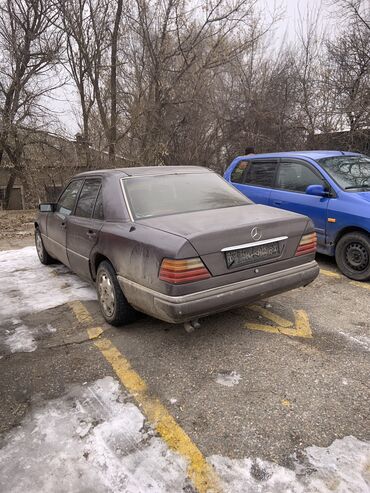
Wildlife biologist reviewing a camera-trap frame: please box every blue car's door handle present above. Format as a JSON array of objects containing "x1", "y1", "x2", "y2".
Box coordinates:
[{"x1": 272, "y1": 200, "x2": 283, "y2": 206}]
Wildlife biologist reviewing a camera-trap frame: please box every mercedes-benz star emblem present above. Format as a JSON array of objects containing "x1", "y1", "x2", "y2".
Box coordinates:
[{"x1": 251, "y1": 227, "x2": 262, "y2": 241}]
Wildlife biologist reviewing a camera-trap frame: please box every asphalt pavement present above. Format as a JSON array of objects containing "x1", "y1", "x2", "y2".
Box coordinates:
[{"x1": 0, "y1": 243, "x2": 369, "y2": 492}]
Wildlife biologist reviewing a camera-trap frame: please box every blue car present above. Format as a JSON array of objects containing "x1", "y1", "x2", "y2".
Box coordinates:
[{"x1": 224, "y1": 151, "x2": 370, "y2": 281}]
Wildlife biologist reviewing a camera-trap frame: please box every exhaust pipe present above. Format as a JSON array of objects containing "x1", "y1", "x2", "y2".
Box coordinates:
[{"x1": 184, "y1": 319, "x2": 201, "y2": 333}]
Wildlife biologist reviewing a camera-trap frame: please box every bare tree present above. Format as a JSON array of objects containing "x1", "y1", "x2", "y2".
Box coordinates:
[
  {"x1": 328, "y1": 25, "x2": 370, "y2": 134},
  {"x1": 58, "y1": 0, "x2": 96, "y2": 167},
  {"x1": 109, "y1": 0, "x2": 123, "y2": 164},
  {"x1": 289, "y1": 6, "x2": 326, "y2": 143},
  {"x1": 58, "y1": 0, "x2": 128, "y2": 166},
  {"x1": 0, "y1": 0, "x2": 62, "y2": 208},
  {"x1": 331, "y1": 0, "x2": 370, "y2": 31},
  {"x1": 118, "y1": 0, "x2": 277, "y2": 166},
  {"x1": 322, "y1": 0, "x2": 370, "y2": 150}
]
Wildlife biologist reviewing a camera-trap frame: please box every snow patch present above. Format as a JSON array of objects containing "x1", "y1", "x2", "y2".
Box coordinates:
[
  {"x1": 211, "y1": 436, "x2": 370, "y2": 492},
  {"x1": 4, "y1": 324, "x2": 37, "y2": 353},
  {"x1": 0, "y1": 246, "x2": 96, "y2": 322},
  {"x1": 1, "y1": 321, "x2": 58, "y2": 354},
  {"x1": 338, "y1": 330, "x2": 370, "y2": 352},
  {"x1": 46, "y1": 323, "x2": 57, "y2": 333},
  {"x1": 215, "y1": 370, "x2": 241, "y2": 387},
  {"x1": 0, "y1": 376, "x2": 188, "y2": 493}
]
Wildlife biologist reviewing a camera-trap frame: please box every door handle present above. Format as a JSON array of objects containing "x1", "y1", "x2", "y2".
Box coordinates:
[
  {"x1": 86, "y1": 230, "x2": 96, "y2": 239},
  {"x1": 272, "y1": 200, "x2": 282, "y2": 206}
]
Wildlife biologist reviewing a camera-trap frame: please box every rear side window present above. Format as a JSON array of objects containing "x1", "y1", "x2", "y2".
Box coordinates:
[
  {"x1": 245, "y1": 161, "x2": 277, "y2": 188},
  {"x1": 276, "y1": 161, "x2": 325, "y2": 192},
  {"x1": 230, "y1": 160, "x2": 250, "y2": 183},
  {"x1": 93, "y1": 188, "x2": 104, "y2": 220},
  {"x1": 75, "y1": 179, "x2": 102, "y2": 218},
  {"x1": 56, "y1": 180, "x2": 83, "y2": 216}
]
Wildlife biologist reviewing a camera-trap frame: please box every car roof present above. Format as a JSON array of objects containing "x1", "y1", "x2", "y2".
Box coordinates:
[
  {"x1": 75, "y1": 166, "x2": 212, "y2": 178},
  {"x1": 236, "y1": 150, "x2": 362, "y2": 161}
]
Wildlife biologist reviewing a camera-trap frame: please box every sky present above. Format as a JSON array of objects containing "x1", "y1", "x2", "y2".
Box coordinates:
[
  {"x1": 50, "y1": 0, "x2": 330, "y2": 137},
  {"x1": 282, "y1": 0, "x2": 326, "y2": 37}
]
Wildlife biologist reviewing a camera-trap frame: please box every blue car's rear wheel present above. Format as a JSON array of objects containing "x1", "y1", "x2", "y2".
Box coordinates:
[{"x1": 335, "y1": 232, "x2": 370, "y2": 281}]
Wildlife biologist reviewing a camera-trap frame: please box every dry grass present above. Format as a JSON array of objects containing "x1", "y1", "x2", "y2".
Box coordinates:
[{"x1": 0, "y1": 210, "x2": 37, "y2": 240}]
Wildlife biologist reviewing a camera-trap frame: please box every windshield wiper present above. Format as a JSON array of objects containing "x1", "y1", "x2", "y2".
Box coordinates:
[{"x1": 344, "y1": 184, "x2": 370, "y2": 190}]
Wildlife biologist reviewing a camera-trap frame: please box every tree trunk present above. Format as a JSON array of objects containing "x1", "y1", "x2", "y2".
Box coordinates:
[
  {"x1": 19, "y1": 172, "x2": 30, "y2": 208},
  {"x1": 109, "y1": 0, "x2": 123, "y2": 166},
  {"x1": 82, "y1": 110, "x2": 91, "y2": 168},
  {"x1": 4, "y1": 172, "x2": 16, "y2": 210}
]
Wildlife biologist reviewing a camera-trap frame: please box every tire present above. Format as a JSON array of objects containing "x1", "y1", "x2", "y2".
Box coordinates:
[
  {"x1": 35, "y1": 228, "x2": 54, "y2": 265},
  {"x1": 335, "y1": 232, "x2": 370, "y2": 281},
  {"x1": 96, "y1": 260, "x2": 137, "y2": 326}
]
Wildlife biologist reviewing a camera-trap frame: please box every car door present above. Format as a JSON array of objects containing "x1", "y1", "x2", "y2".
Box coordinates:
[
  {"x1": 269, "y1": 159, "x2": 331, "y2": 246},
  {"x1": 230, "y1": 159, "x2": 278, "y2": 205},
  {"x1": 46, "y1": 179, "x2": 83, "y2": 265},
  {"x1": 67, "y1": 178, "x2": 104, "y2": 280}
]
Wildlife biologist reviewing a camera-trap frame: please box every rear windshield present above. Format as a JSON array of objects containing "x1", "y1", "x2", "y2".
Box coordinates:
[
  {"x1": 318, "y1": 155, "x2": 370, "y2": 190},
  {"x1": 122, "y1": 172, "x2": 251, "y2": 219}
]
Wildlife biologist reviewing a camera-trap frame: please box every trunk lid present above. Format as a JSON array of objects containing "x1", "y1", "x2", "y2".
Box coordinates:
[{"x1": 139, "y1": 204, "x2": 311, "y2": 276}]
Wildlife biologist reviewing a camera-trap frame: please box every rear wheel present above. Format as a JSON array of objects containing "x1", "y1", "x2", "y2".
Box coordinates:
[
  {"x1": 35, "y1": 228, "x2": 54, "y2": 265},
  {"x1": 96, "y1": 260, "x2": 137, "y2": 326},
  {"x1": 335, "y1": 232, "x2": 370, "y2": 281}
]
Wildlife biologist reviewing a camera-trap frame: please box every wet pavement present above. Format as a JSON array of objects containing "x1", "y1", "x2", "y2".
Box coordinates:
[{"x1": 0, "y1": 245, "x2": 369, "y2": 492}]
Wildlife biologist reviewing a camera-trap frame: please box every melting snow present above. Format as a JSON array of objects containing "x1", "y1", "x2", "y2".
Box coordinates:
[
  {"x1": 211, "y1": 436, "x2": 370, "y2": 492},
  {"x1": 0, "y1": 377, "x2": 188, "y2": 493},
  {"x1": 338, "y1": 330, "x2": 370, "y2": 352},
  {"x1": 4, "y1": 324, "x2": 37, "y2": 353},
  {"x1": 0, "y1": 321, "x2": 57, "y2": 354},
  {"x1": 215, "y1": 370, "x2": 241, "y2": 387},
  {"x1": 0, "y1": 246, "x2": 96, "y2": 322},
  {"x1": 0, "y1": 375, "x2": 369, "y2": 492}
]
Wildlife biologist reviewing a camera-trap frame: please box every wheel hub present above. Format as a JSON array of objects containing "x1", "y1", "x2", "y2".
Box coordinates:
[
  {"x1": 98, "y1": 272, "x2": 115, "y2": 317},
  {"x1": 345, "y1": 242, "x2": 369, "y2": 271}
]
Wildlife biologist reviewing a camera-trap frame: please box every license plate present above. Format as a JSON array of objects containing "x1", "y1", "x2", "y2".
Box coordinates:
[{"x1": 225, "y1": 241, "x2": 280, "y2": 268}]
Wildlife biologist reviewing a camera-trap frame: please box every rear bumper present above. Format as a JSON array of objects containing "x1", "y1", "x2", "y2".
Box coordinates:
[{"x1": 118, "y1": 260, "x2": 319, "y2": 324}]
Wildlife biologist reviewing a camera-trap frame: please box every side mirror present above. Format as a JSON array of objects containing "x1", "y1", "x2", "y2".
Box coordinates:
[
  {"x1": 305, "y1": 184, "x2": 328, "y2": 197},
  {"x1": 39, "y1": 203, "x2": 56, "y2": 212}
]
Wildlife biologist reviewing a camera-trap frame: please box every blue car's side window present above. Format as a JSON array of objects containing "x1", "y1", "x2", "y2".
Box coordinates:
[
  {"x1": 276, "y1": 161, "x2": 326, "y2": 193},
  {"x1": 230, "y1": 159, "x2": 278, "y2": 188},
  {"x1": 230, "y1": 160, "x2": 250, "y2": 183},
  {"x1": 245, "y1": 161, "x2": 278, "y2": 188}
]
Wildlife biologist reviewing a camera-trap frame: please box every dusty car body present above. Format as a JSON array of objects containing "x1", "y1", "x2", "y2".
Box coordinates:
[{"x1": 35, "y1": 167, "x2": 319, "y2": 326}]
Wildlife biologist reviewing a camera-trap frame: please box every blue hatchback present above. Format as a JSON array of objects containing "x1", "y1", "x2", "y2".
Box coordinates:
[{"x1": 224, "y1": 151, "x2": 370, "y2": 281}]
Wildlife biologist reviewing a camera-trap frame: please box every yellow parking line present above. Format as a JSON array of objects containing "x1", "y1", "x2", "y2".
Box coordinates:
[
  {"x1": 69, "y1": 300, "x2": 94, "y2": 325},
  {"x1": 71, "y1": 302, "x2": 222, "y2": 493},
  {"x1": 249, "y1": 304, "x2": 293, "y2": 328},
  {"x1": 350, "y1": 281, "x2": 370, "y2": 291},
  {"x1": 87, "y1": 327, "x2": 105, "y2": 339},
  {"x1": 246, "y1": 308, "x2": 312, "y2": 338},
  {"x1": 320, "y1": 270, "x2": 370, "y2": 290},
  {"x1": 320, "y1": 269, "x2": 341, "y2": 279}
]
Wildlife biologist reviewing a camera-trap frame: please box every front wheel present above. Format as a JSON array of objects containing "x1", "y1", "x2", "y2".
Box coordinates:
[
  {"x1": 335, "y1": 232, "x2": 370, "y2": 281},
  {"x1": 96, "y1": 260, "x2": 137, "y2": 326},
  {"x1": 35, "y1": 228, "x2": 54, "y2": 265}
]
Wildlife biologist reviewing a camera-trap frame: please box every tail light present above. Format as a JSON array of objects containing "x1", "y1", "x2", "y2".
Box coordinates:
[
  {"x1": 295, "y1": 232, "x2": 317, "y2": 256},
  {"x1": 159, "y1": 257, "x2": 211, "y2": 284}
]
